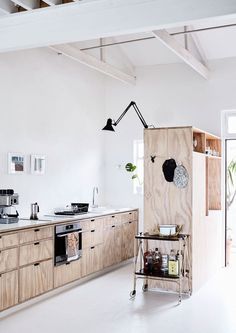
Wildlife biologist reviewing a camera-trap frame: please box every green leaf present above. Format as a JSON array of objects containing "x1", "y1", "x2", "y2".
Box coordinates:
[
  {"x1": 132, "y1": 174, "x2": 138, "y2": 179},
  {"x1": 125, "y1": 163, "x2": 137, "y2": 172}
]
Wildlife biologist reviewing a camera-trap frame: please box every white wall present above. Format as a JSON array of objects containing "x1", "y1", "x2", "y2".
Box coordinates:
[
  {"x1": 0, "y1": 47, "x2": 106, "y2": 217},
  {"x1": 104, "y1": 57, "x2": 236, "y2": 226}
]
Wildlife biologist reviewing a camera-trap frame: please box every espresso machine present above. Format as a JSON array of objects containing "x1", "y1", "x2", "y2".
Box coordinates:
[{"x1": 0, "y1": 189, "x2": 19, "y2": 224}]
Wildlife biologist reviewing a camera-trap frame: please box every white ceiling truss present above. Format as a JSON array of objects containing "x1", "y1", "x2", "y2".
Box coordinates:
[{"x1": 1, "y1": 0, "x2": 236, "y2": 83}]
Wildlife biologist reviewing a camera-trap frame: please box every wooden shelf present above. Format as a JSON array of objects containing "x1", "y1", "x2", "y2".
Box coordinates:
[{"x1": 193, "y1": 128, "x2": 221, "y2": 157}]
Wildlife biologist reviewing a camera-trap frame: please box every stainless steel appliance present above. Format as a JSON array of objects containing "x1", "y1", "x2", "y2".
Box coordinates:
[
  {"x1": 54, "y1": 222, "x2": 82, "y2": 266},
  {"x1": 0, "y1": 189, "x2": 19, "y2": 224},
  {"x1": 54, "y1": 203, "x2": 89, "y2": 216},
  {"x1": 30, "y1": 202, "x2": 39, "y2": 220}
]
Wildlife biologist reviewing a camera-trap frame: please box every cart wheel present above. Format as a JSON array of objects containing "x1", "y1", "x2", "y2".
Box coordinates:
[
  {"x1": 178, "y1": 297, "x2": 182, "y2": 305},
  {"x1": 130, "y1": 290, "x2": 136, "y2": 299},
  {"x1": 142, "y1": 284, "x2": 148, "y2": 292}
]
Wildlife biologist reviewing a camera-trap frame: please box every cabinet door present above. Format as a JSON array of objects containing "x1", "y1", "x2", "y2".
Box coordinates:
[
  {"x1": 102, "y1": 225, "x2": 115, "y2": 268},
  {"x1": 121, "y1": 221, "x2": 137, "y2": 260},
  {"x1": 19, "y1": 259, "x2": 53, "y2": 302},
  {"x1": 114, "y1": 225, "x2": 122, "y2": 264},
  {"x1": 89, "y1": 244, "x2": 103, "y2": 274},
  {"x1": 54, "y1": 260, "x2": 81, "y2": 288},
  {"x1": 0, "y1": 270, "x2": 18, "y2": 311}
]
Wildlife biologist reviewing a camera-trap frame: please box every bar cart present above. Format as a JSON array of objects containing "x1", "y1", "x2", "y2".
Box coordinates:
[{"x1": 130, "y1": 232, "x2": 191, "y2": 304}]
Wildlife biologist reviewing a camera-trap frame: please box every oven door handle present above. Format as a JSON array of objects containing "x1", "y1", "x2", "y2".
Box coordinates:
[{"x1": 56, "y1": 230, "x2": 83, "y2": 237}]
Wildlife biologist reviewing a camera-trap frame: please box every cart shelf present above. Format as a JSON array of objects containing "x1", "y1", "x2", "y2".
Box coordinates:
[{"x1": 135, "y1": 269, "x2": 180, "y2": 280}]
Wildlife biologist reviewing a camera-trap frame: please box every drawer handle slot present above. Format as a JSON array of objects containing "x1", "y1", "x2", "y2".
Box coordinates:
[
  {"x1": 34, "y1": 263, "x2": 40, "y2": 266},
  {"x1": 66, "y1": 262, "x2": 71, "y2": 265},
  {"x1": 129, "y1": 221, "x2": 132, "y2": 224},
  {"x1": 111, "y1": 216, "x2": 115, "y2": 218},
  {"x1": 112, "y1": 225, "x2": 115, "y2": 228},
  {"x1": 91, "y1": 219, "x2": 95, "y2": 222},
  {"x1": 34, "y1": 242, "x2": 40, "y2": 245},
  {"x1": 34, "y1": 229, "x2": 40, "y2": 232},
  {"x1": 91, "y1": 229, "x2": 95, "y2": 233},
  {"x1": 129, "y1": 212, "x2": 132, "y2": 215},
  {"x1": 91, "y1": 246, "x2": 95, "y2": 249}
]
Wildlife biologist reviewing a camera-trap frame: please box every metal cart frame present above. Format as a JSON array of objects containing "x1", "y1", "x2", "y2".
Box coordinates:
[{"x1": 130, "y1": 233, "x2": 191, "y2": 304}]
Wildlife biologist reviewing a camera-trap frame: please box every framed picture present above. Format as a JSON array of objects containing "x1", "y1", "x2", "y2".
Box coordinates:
[
  {"x1": 31, "y1": 154, "x2": 46, "y2": 175},
  {"x1": 8, "y1": 153, "x2": 25, "y2": 174}
]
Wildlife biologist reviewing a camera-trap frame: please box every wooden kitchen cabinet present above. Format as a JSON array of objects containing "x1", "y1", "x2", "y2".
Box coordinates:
[
  {"x1": 19, "y1": 226, "x2": 53, "y2": 244},
  {"x1": 0, "y1": 233, "x2": 18, "y2": 250},
  {"x1": 19, "y1": 259, "x2": 53, "y2": 302},
  {"x1": 19, "y1": 239, "x2": 53, "y2": 266},
  {"x1": 103, "y1": 225, "x2": 115, "y2": 268},
  {"x1": 0, "y1": 247, "x2": 18, "y2": 273},
  {"x1": 121, "y1": 221, "x2": 137, "y2": 260},
  {"x1": 81, "y1": 244, "x2": 103, "y2": 276},
  {"x1": 0, "y1": 270, "x2": 18, "y2": 311},
  {"x1": 54, "y1": 260, "x2": 82, "y2": 288}
]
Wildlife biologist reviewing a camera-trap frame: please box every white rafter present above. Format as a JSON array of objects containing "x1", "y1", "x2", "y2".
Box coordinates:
[
  {"x1": 11, "y1": 0, "x2": 40, "y2": 10},
  {"x1": 189, "y1": 25, "x2": 208, "y2": 65},
  {"x1": 0, "y1": 0, "x2": 17, "y2": 14},
  {"x1": 152, "y1": 29, "x2": 209, "y2": 79},
  {"x1": 50, "y1": 44, "x2": 136, "y2": 85},
  {"x1": 43, "y1": 0, "x2": 62, "y2": 5}
]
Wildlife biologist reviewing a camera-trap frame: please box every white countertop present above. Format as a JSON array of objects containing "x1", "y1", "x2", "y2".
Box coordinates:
[{"x1": 0, "y1": 207, "x2": 138, "y2": 233}]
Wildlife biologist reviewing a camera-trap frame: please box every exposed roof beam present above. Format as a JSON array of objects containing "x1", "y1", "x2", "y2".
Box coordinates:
[
  {"x1": 43, "y1": 0, "x2": 62, "y2": 5},
  {"x1": 50, "y1": 44, "x2": 136, "y2": 85},
  {"x1": 189, "y1": 25, "x2": 208, "y2": 65},
  {"x1": 0, "y1": 0, "x2": 236, "y2": 53},
  {"x1": 11, "y1": 0, "x2": 40, "y2": 10},
  {"x1": 152, "y1": 29, "x2": 209, "y2": 79},
  {"x1": 0, "y1": 0, "x2": 17, "y2": 14}
]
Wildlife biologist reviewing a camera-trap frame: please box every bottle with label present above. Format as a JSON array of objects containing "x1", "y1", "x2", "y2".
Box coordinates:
[
  {"x1": 161, "y1": 254, "x2": 169, "y2": 274},
  {"x1": 153, "y1": 247, "x2": 162, "y2": 274},
  {"x1": 144, "y1": 250, "x2": 154, "y2": 274},
  {"x1": 168, "y1": 249, "x2": 179, "y2": 276}
]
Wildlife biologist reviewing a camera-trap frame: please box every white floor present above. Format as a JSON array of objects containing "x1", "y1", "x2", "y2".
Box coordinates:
[{"x1": 1, "y1": 258, "x2": 236, "y2": 333}]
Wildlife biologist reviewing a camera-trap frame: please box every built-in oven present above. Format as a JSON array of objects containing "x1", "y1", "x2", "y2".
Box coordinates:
[{"x1": 54, "y1": 222, "x2": 82, "y2": 266}]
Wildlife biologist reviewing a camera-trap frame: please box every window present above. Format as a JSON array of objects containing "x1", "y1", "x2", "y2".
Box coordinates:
[{"x1": 133, "y1": 140, "x2": 144, "y2": 194}]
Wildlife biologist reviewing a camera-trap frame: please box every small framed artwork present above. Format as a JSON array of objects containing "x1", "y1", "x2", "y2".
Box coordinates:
[
  {"x1": 31, "y1": 154, "x2": 46, "y2": 175},
  {"x1": 8, "y1": 153, "x2": 25, "y2": 174}
]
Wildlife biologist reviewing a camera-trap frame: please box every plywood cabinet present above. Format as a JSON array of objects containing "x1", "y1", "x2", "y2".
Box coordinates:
[
  {"x1": 19, "y1": 259, "x2": 53, "y2": 302},
  {"x1": 0, "y1": 209, "x2": 138, "y2": 311},
  {"x1": 0, "y1": 247, "x2": 18, "y2": 273},
  {"x1": 0, "y1": 233, "x2": 18, "y2": 250},
  {"x1": 54, "y1": 260, "x2": 82, "y2": 288},
  {"x1": 121, "y1": 221, "x2": 137, "y2": 261},
  {"x1": 0, "y1": 270, "x2": 18, "y2": 311},
  {"x1": 19, "y1": 239, "x2": 53, "y2": 266}
]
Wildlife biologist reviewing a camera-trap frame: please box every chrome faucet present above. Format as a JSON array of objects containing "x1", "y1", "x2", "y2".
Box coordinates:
[{"x1": 92, "y1": 187, "x2": 98, "y2": 208}]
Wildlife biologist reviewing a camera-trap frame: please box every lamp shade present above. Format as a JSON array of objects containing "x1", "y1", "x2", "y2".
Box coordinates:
[{"x1": 102, "y1": 118, "x2": 115, "y2": 131}]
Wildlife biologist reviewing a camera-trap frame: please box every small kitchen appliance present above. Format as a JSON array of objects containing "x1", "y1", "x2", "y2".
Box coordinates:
[
  {"x1": 30, "y1": 202, "x2": 39, "y2": 220},
  {"x1": 54, "y1": 203, "x2": 89, "y2": 216},
  {"x1": 0, "y1": 189, "x2": 19, "y2": 224}
]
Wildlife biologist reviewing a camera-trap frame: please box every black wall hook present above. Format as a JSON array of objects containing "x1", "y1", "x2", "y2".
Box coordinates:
[{"x1": 150, "y1": 155, "x2": 156, "y2": 163}]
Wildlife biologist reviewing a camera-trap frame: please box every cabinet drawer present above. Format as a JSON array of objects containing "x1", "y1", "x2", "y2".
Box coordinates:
[
  {"x1": 0, "y1": 233, "x2": 18, "y2": 250},
  {"x1": 104, "y1": 214, "x2": 121, "y2": 226},
  {"x1": 0, "y1": 270, "x2": 18, "y2": 311},
  {"x1": 19, "y1": 239, "x2": 53, "y2": 266},
  {"x1": 54, "y1": 260, "x2": 81, "y2": 288},
  {"x1": 0, "y1": 248, "x2": 18, "y2": 273},
  {"x1": 19, "y1": 259, "x2": 53, "y2": 302},
  {"x1": 120, "y1": 211, "x2": 138, "y2": 223},
  {"x1": 19, "y1": 226, "x2": 53, "y2": 244}
]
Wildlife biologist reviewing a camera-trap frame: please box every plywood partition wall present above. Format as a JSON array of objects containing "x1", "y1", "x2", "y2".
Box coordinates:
[
  {"x1": 144, "y1": 127, "x2": 192, "y2": 235},
  {"x1": 144, "y1": 126, "x2": 222, "y2": 293}
]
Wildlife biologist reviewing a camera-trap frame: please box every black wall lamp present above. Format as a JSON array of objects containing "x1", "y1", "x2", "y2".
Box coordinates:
[{"x1": 102, "y1": 101, "x2": 149, "y2": 131}]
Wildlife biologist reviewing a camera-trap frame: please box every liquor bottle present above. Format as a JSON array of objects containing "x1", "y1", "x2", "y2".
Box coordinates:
[
  {"x1": 153, "y1": 247, "x2": 162, "y2": 274},
  {"x1": 168, "y1": 249, "x2": 179, "y2": 276}
]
